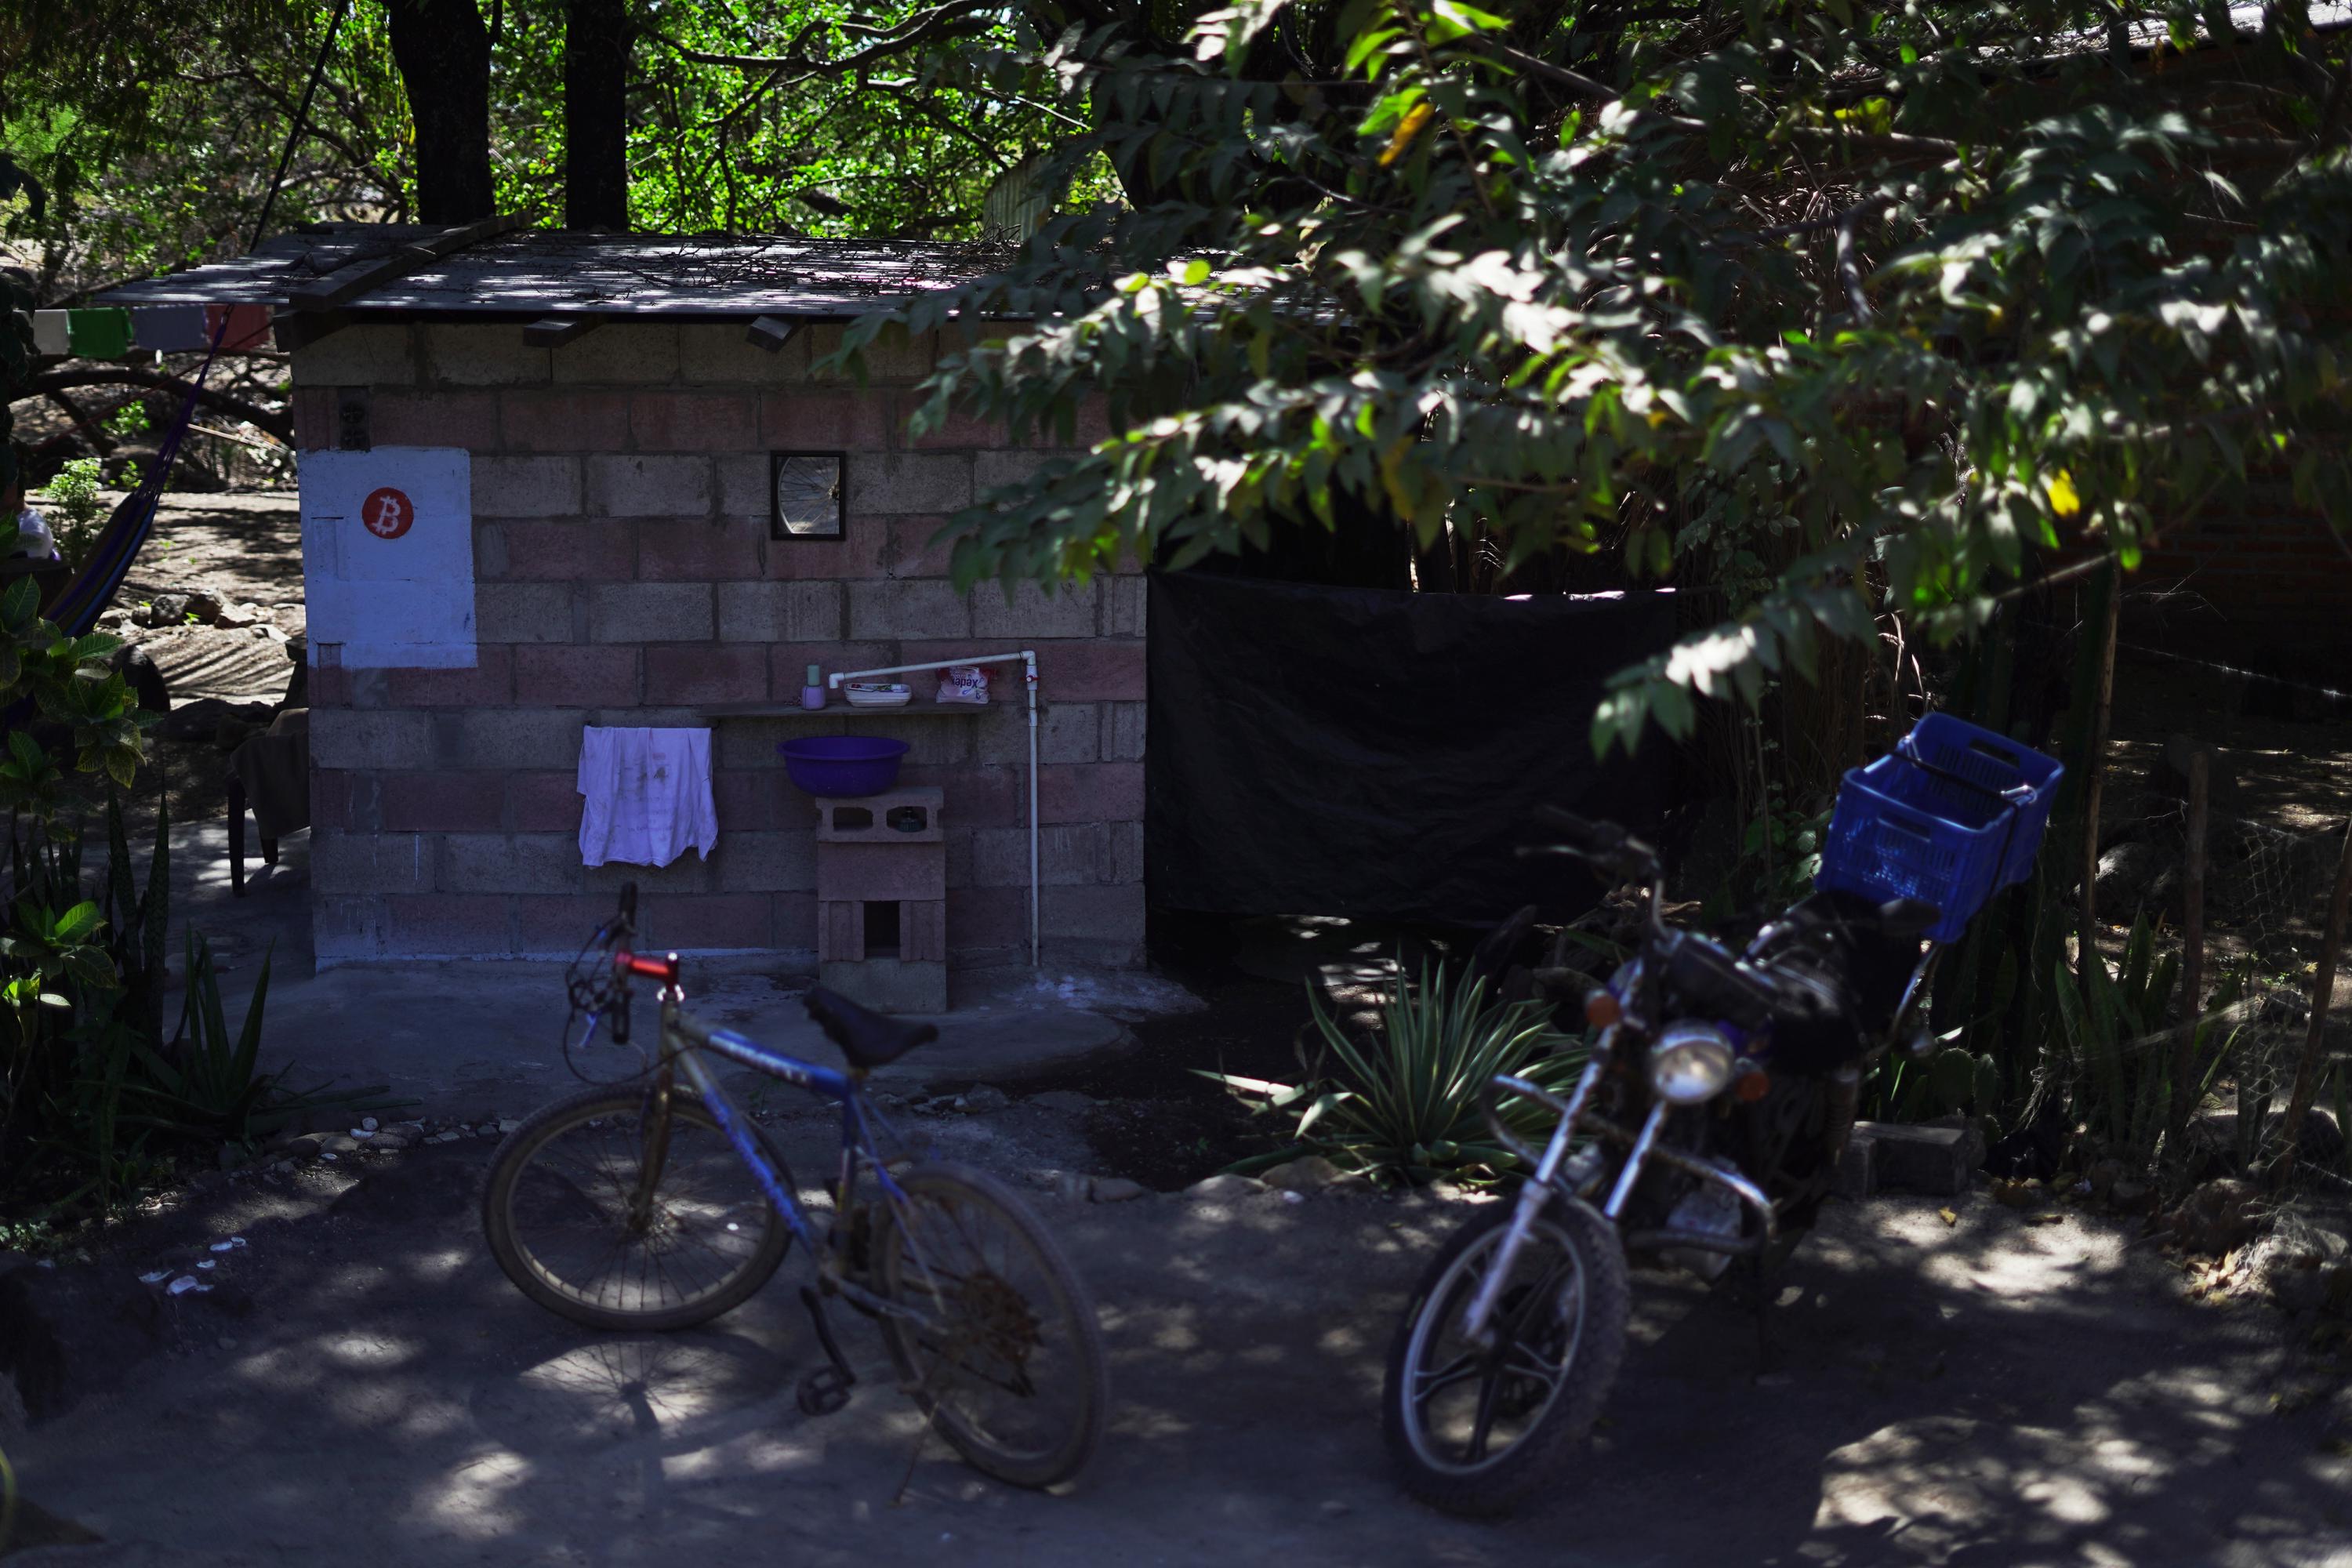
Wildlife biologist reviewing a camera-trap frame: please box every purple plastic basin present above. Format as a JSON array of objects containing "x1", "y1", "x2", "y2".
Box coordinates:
[{"x1": 779, "y1": 735, "x2": 909, "y2": 797}]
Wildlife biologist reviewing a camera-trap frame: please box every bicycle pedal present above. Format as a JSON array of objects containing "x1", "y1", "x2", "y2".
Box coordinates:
[{"x1": 797, "y1": 1366, "x2": 854, "y2": 1417}]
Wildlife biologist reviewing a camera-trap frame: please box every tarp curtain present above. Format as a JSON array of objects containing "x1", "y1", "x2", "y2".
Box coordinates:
[{"x1": 1145, "y1": 572, "x2": 1678, "y2": 925}]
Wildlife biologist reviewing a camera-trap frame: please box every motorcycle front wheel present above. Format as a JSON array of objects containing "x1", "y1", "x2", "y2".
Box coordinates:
[{"x1": 1382, "y1": 1195, "x2": 1628, "y2": 1516}]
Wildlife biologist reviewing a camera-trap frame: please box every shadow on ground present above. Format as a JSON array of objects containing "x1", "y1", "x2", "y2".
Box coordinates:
[{"x1": 10, "y1": 1123, "x2": 2350, "y2": 1567}]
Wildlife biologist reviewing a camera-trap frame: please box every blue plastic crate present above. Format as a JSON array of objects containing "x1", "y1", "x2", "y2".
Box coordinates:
[{"x1": 1816, "y1": 715, "x2": 2063, "y2": 943}]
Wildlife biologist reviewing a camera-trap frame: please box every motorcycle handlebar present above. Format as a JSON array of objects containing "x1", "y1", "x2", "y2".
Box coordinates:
[{"x1": 1480, "y1": 1071, "x2": 1578, "y2": 1174}]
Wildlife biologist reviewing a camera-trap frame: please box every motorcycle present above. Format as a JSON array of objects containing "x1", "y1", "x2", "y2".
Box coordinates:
[{"x1": 1379, "y1": 808, "x2": 1946, "y2": 1516}]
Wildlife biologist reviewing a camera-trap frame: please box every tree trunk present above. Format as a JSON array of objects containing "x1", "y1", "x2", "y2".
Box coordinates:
[
  {"x1": 385, "y1": 0, "x2": 495, "y2": 224},
  {"x1": 564, "y1": 0, "x2": 630, "y2": 229}
]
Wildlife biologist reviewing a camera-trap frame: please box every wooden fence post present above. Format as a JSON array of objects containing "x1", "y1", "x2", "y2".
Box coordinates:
[
  {"x1": 2169, "y1": 751, "x2": 2209, "y2": 1152},
  {"x1": 2276, "y1": 816, "x2": 2352, "y2": 1186}
]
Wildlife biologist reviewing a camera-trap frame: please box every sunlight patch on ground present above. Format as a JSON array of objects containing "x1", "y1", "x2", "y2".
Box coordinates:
[
  {"x1": 1317, "y1": 1324, "x2": 1366, "y2": 1356},
  {"x1": 323, "y1": 1332, "x2": 426, "y2": 1369},
  {"x1": 421, "y1": 1446, "x2": 535, "y2": 1540},
  {"x1": 408, "y1": 1245, "x2": 477, "y2": 1283}
]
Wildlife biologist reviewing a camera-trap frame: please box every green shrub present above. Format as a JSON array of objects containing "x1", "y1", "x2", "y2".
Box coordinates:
[
  {"x1": 36, "y1": 456, "x2": 107, "y2": 568},
  {"x1": 1206, "y1": 960, "x2": 1584, "y2": 1186}
]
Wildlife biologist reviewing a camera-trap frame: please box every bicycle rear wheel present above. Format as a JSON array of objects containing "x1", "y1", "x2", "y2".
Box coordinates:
[
  {"x1": 482, "y1": 1085, "x2": 793, "y2": 1333},
  {"x1": 873, "y1": 1163, "x2": 1108, "y2": 1488}
]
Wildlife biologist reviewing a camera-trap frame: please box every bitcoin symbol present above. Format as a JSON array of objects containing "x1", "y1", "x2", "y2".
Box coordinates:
[{"x1": 361, "y1": 486, "x2": 414, "y2": 539}]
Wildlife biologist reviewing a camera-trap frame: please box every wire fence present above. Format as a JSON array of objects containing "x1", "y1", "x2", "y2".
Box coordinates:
[{"x1": 2089, "y1": 791, "x2": 2351, "y2": 1177}]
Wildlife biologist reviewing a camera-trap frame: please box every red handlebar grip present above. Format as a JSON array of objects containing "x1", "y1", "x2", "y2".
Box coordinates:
[{"x1": 614, "y1": 950, "x2": 680, "y2": 982}]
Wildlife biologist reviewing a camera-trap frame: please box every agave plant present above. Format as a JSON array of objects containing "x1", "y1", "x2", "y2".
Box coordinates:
[
  {"x1": 1206, "y1": 959, "x2": 1584, "y2": 1186},
  {"x1": 118, "y1": 929, "x2": 408, "y2": 1150},
  {"x1": 2048, "y1": 911, "x2": 2245, "y2": 1164}
]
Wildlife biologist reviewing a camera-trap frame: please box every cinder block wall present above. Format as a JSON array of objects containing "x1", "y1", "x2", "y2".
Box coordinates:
[{"x1": 290, "y1": 321, "x2": 1145, "y2": 968}]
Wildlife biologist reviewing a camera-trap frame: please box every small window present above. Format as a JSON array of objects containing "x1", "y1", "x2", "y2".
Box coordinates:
[{"x1": 771, "y1": 451, "x2": 846, "y2": 541}]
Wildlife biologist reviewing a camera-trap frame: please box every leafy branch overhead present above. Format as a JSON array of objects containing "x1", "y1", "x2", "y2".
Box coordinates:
[{"x1": 830, "y1": 0, "x2": 2352, "y2": 753}]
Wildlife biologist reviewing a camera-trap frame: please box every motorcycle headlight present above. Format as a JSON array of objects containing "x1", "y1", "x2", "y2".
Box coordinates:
[{"x1": 1649, "y1": 1022, "x2": 1736, "y2": 1105}]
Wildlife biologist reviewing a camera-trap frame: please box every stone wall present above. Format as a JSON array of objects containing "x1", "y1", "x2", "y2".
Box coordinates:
[{"x1": 290, "y1": 321, "x2": 1144, "y2": 968}]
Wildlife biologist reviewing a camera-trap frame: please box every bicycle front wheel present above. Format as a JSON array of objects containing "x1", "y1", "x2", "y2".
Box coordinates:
[
  {"x1": 873, "y1": 1163, "x2": 1108, "y2": 1489},
  {"x1": 482, "y1": 1085, "x2": 793, "y2": 1333}
]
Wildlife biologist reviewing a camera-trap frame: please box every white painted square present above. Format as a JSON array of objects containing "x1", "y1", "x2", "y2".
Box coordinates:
[{"x1": 299, "y1": 447, "x2": 477, "y2": 670}]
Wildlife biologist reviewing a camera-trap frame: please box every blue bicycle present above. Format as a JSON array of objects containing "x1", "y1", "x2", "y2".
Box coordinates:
[{"x1": 481, "y1": 886, "x2": 1109, "y2": 1489}]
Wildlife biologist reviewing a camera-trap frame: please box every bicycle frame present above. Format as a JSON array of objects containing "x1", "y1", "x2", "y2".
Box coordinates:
[{"x1": 580, "y1": 967, "x2": 939, "y2": 1328}]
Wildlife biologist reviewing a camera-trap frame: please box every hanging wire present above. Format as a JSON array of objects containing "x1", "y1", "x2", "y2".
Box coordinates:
[{"x1": 249, "y1": 0, "x2": 356, "y2": 252}]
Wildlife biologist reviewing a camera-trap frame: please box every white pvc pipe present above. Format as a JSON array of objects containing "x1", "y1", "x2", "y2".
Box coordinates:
[{"x1": 829, "y1": 650, "x2": 1042, "y2": 970}]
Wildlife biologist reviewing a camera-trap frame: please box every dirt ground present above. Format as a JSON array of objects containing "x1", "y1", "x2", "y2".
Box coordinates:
[
  {"x1": 46, "y1": 488, "x2": 308, "y2": 834},
  {"x1": 13, "y1": 490, "x2": 2352, "y2": 1563},
  {"x1": 106, "y1": 488, "x2": 306, "y2": 706},
  {"x1": 7, "y1": 1103, "x2": 2350, "y2": 1568}
]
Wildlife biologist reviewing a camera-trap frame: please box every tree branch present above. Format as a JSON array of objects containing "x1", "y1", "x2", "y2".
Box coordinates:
[
  {"x1": 21, "y1": 370, "x2": 292, "y2": 445},
  {"x1": 643, "y1": 0, "x2": 996, "y2": 78},
  {"x1": 44, "y1": 390, "x2": 116, "y2": 456},
  {"x1": 1487, "y1": 42, "x2": 1619, "y2": 102}
]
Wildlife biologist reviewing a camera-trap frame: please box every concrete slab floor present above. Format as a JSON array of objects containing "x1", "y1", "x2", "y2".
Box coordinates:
[{"x1": 143, "y1": 820, "x2": 1178, "y2": 1118}]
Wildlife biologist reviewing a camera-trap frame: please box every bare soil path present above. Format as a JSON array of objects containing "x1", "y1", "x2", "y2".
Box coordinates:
[{"x1": 8, "y1": 1112, "x2": 2349, "y2": 1568}]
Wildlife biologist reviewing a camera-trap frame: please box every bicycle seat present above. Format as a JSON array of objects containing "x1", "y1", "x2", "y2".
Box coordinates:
[{"x1": 803, "y1": 985, "x2": 938, "y2": 1071}]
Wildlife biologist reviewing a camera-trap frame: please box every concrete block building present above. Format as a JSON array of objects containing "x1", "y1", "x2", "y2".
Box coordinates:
[{"x1": 103, "y1": 227, "x2": 1145, "y2": 971}]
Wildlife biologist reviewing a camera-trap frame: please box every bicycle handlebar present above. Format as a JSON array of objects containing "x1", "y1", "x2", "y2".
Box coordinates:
[{"x1": 615, "y1": 951, "x2": 680, "y2": 983}]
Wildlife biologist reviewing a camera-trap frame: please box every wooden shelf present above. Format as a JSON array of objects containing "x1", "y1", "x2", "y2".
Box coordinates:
[{"x1": 696, "y1": 701, "x2": 992, "y2": 720}]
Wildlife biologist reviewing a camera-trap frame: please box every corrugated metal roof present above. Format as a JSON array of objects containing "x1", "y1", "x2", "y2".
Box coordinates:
[{"x1": 96, "y1": 226, "x2": 1017, "y2": 317}]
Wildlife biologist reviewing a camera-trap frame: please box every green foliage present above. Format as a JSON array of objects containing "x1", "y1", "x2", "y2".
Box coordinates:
[
  {"x1": 1203, "y1": 960, "x2": 1583, "y2": 1185},
  {"x1": 2048, "y1": 913, "x2": 2240, "y2": 1163},
  {"x1": 2, "y1": 4, "x2": 411, "y2": 294},
  {"x1": 36, "y1": 456, "x2": 106, "y2": 567},
  {"x1": 119, "y1": 930, "x2": 277, "y2": 1142},
  {"x1": 609, "y1": 3, "x2": 1120, "y2": 238},
  {"x1": 1871, "y1": 1043, "x2": 2003, "y2": 1129},
  {"x1": 1740, "y1": 793, "x2": 1828, "y2": 913},
  {"x1": 2, "y1": 1, "x2": 1117, "y2": 308},
  {"x1": 0, "y1": 828, "x2": 104, "y2": 1142},
  {"x1": 124, "y1": 928, "x2": 408, "y2": 1149},
  {"x1": 0, "y1": 579, "x2": 152, "y2": 797},
  {"x1": 837, "y1": 0, "x2": 2352, "y2": 755},
  {"x1": 0, "y1": 568, "x2": 343, "y2": 1225}
]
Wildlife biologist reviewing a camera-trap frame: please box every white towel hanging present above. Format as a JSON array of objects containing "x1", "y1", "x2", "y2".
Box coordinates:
[{"x1": 577, "y1": 727, "x2": 718, "y2": 868}]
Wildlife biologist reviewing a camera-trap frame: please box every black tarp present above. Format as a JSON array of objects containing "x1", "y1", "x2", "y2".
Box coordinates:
[{"x1": 1146, "y1": 573, "x2": 1679, "y2": 924}]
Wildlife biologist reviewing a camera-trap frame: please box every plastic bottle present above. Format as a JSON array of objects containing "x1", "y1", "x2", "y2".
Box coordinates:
[{"x1": 800, "y1": 662, "x2": 826, "y2": 710}]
